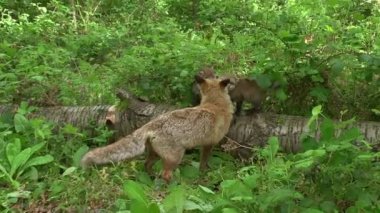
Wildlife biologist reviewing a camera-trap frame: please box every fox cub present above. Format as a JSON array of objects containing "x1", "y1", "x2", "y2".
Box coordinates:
[
  {"x1": 191, "y1": 67, "x2": 217, "y2": 106},
  {"x1": 228, "y1": 77, "x2": 267, "y2": 115},
  {"x1": 81, "y1": 75, "x2": 233, "y2": 183}
]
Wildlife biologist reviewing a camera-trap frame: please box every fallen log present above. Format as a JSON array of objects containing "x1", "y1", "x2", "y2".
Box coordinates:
[{"x1": 0, "y1": 89, "x2": 379, "y2": 159}]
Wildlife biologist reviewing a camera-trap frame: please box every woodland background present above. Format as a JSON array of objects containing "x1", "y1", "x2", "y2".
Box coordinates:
[{"x1": 0, "y1": 0, "x2": 379, "y2": 212}]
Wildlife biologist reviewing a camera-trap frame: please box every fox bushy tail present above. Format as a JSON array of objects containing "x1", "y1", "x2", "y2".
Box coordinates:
[{"x1": 81, "y1": 130, "x2": 149, "y2": 168}]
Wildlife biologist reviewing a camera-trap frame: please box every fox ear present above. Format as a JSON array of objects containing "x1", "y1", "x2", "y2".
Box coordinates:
[
  {"x1": 195, "y1": 75, "x2": 205, "y2": 84},
  {"x1": 219, "y1": 78, "x2": 230, "y2": 88}
]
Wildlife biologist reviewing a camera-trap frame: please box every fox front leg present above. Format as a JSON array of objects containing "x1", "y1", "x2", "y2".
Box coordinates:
[
  {"x1": 200, "y1": 145, "x2": 213, "y2": 172},
  {"x1": 235, "y1": 101, "x2": 243, "y2": 115},
  {"x1": 192, "y1": 94, "x2": 201, "y2": 106}
]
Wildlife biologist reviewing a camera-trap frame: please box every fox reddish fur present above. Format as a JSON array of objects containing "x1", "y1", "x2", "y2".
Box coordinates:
[{"x1": 81, "y1": 75, "x2": 233, "y2": 182}]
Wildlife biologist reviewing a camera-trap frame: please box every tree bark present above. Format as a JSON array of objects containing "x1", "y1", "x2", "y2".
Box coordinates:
[{"x1": 1, "y1": 89, "x2": 379, "y2": 159}]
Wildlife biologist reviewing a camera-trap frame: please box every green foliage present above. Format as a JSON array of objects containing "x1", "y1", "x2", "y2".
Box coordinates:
[
  {"x1": 0, "y1": 103, "x2": 54, "y2": 209},
  {"x1": 1, "y1": 0, "x2": 380, "y2": 212},
  {"x1": 0, "y1": 0, "x2": 378, "y2": 118},
  {"x1": 0, "y1": 104, "x2": 379, "y2": 212}
]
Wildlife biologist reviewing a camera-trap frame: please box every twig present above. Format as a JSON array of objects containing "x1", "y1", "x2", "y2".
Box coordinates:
[{"x1": 224, "y1": 136, "x2": 254, "y2": 150}]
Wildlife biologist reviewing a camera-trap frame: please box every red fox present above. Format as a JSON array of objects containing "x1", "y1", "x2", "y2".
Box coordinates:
[{"x1": 81, "y1": 75, "x2": 233, "y2": 183}]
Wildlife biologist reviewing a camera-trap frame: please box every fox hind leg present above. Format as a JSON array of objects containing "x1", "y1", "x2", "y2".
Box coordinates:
[
  {"x1": 160, "y1": 149, "x2": 185, "y2": 183},
  {"x1": 145, "y1": 143, "x2": 160, "y2": 177}
]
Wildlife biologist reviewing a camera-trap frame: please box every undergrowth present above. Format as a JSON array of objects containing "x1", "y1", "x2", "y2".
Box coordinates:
[
  {"x1": 0, "y1": 0, "x2": 379, "y2": 120},
  {"x1": 0, "y1": 104, "x2": 379, "y2": 212}
]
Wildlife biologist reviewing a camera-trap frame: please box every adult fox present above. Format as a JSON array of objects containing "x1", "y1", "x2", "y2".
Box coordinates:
[
  {"x1": 191, "y1": 68, "x2": 275, "y2": 115},
  {"x1": 81, "y1": 75, "x2": 233, "y2": 183}
]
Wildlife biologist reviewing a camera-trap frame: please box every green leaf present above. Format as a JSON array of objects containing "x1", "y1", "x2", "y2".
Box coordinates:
[
  {"x1": 298, "y1": 149, "x2": 326, "y2": 158},
  {"x1": 371, "y1": 109, "x2": 380, "y2": 116},
  {"x1": 312, "y1": 105, "x2": 322, "y2": 116},
  {"x1": 180, "y1": 164, "x2": 200, "y2": 179},
  {"x1": 275, "y1": 89, "x2": 288, "y2": 101},
  {"x1": 309, "y1": 86, "x2": 330, "y2": 102},
  {"x1": 62, "y1": 124, "x2": 80, "y2": 135},
  {"x1": 6, "y1": 139, "x2": 21, "y2": 164},
  {"x1": 221, "y1": 179, "x2": 251, "y2": 198},
  {"x1": 301, "y1": 209, "x2": 325, "y2": 213},
  {"x1": 335, "y1": 117, "x2": 356, "y2": 129},
  {"x1": 255, "y1": 74, "x2": 272, "y2": 89},
  {"x1": 163, "y1": 185, "x2": 186, "y2": 213},
  {"x1": 14, "y1": 114, "x2": 29, "y2": 133},
  {"x1": 330, "y1": 59, "x2": 344, "y2": 74},
  {"x1": 73, "y1": 145, "x2": 89, "y2": 167},
  {"x1": 147, "y1": 203, "x2": 160, "y2": 213},
  {"x1": 358, "y1": 54, "x2": 373, "y2": 63},
  {"x1": 261, "y1": 137, "x2": 279, "y2": 162},
  {"x1": 337, "y1": 127, "x2": 362, "y2": 143},
  {"x1": 49, "y1": 181, "x2": 65, "y2": 196},
  {"x1": 198, "y1": 185, "x2": 215, "y2": 194},
  {"x1": 114, "y1": 198, "x2": 127, "y2": 210},
  {"x1": 325, "y1": 25, "x2": 335, "y2": 32},
  {"x1": 260, "y1": 188, "x2": 303, "y2": 210},
  {"x1": 180, "y1": 70, "x2": 189, "y2": 77},
  {"x1": 31, "y1": 75, "x2": 44, "y2": 82},
  {"x1": 241, "y1": 174, "x2": 259, "y2": 189},
  {"x1": 268, "y1": 137, "x2": 279, "y2": 156},
  {"x1": 136, "y1": 172, "x2": 154, "y2": 186},
  {"x1": 29, "y1": 142, "x2": 46, "y2": 156},
  {"x1": 356, "y1": 154, "x2": 374, "y2": 162},
  {"x1": 183, "y1": 200, "x2": 204, "y2": 211},
  {"x1": 6, "y1": 190, "x2": 31, "y2": 199},
  {"x1": 18, "y1": 102, "x2": 33, "y2": 115},
  {"x1": 319, "y1": 200, "x2": 337, "y2": 212},
  {"x1": 222, "y1": 208, "x2": 240, "y2": 213},
  {"x1": 130, "y1": 200, "x2": 149, "y2": 213},
  {"x1": 10, "y1": 148, "x2": 33, "y2": 177},
  {"x1": 22, "y1": 166, "x2": 38, "y2": 181},
  {"x1": 0, "y1": 163, "x2": 20, "y2": 188},
  {"x1": 123, "y1": 180, "x2": 148, "y2": 206},
  {"x1": 320, "y1": 118, "x2": 335, "y2": 141},
  {"x1": 21, "y1": 155, "x2": 54, "y2": 171},
  {"x1": 301, "y1": 136, "x2": 319, "y2": 151},
  {"x1": 0, "y1": 163, "x2": 13, "y2": 182},
  {"x1": 294, "y1": 150, "x2": 326, "y2": 169},
  {"x1": 325, "y1": 144, "x2": 352, "y2": 152},
  {"x1": 62, "y1": 167, "x2": 77, "y2": 177},
  {"x1": 230, "y1": 196, "x2": 253, "y2": 201},
  {"x1": 307, "y1": 105, "x2": 322, "y2": 128},
  {"x1": 221, "y1": 179, "x2": 238, "y2": 190},
  {"x1": 293, "y1": 159, "x2": 314, "y2": 170}
]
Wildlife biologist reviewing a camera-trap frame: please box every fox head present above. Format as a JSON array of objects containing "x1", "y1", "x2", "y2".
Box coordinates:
[{"x1": 195, "y1": 75, "x2": 231, "y2": 101}]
